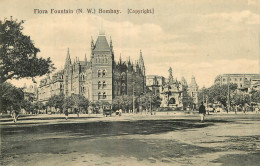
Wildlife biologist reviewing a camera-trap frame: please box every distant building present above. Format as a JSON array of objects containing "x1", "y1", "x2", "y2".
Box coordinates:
[
  {"x1": 147, "y1": 68, "x2": 199, "y2": 109},
  {"x1": 251, "y1": 75, "x2": 260, "y2": 91},
  {"x1": 188, "y1": 76, "x2": 199, "y2": 104},
  {"x1": 214, "y1": 74, "x2": 260, "y2": 92},
  {"x1": 23, "y1": 83, "x2": 38, "y2": 101},
  {"x1": 146, "y1": 75, "x2": 165, "y2": 96},
  {"x1": 38, "y1": 30, "x2": 145, "y2": 104}
]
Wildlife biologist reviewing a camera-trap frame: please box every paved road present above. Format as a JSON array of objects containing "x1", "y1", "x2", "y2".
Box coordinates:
[{"x1": 1, "y1": 113, "x2": 260, "y2": 166}]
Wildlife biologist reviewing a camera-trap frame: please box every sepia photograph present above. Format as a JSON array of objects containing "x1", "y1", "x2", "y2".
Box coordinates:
[{"x1": 0, "y1": 0, "x2": 260, "y2": 165}]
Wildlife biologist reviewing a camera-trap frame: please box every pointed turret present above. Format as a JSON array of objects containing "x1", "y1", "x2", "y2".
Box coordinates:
[
  {"x1": 84, "y1": 53, "x2": 88, "y2": 65},
  {"x1": 110, "y1": 36, "x2": 113, "y2": 50},
  {"x1": 119, "y1": 53, "x2": 122, "y2": 65},
  {"x1": 181, "y1": 77, "x2": 188, "y2": 86},
  {"x1": 189, "y1": 75, "x2": 198, "y2": 88},
  {"x1": 139, "y1": 49, "x2": 145, "y2": 76},
  {"x1": 127, "y1": 56, "x2": 132, "y2": 65},
  {"x1": 65, "y1": 48, "x2": 71, "y2": 68},
  {"x1": 168, "y1": 67, "x2": 174, "y2": 83},
  {"x1": 91, "y1": 36, "x2": 95, "y2": 57}
]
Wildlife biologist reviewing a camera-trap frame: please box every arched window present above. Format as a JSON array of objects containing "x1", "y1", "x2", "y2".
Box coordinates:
[
  {"x1": 103, "y1": 81, "x2": 107, "y2": 89},
  {"x1": 121, "y1": 72, "x2": 126, "y2": 80},
  {"x1": 103, "y1": 92, "x2": 106, "y2": 99},
  {"x1": 96, "y1": 58, "x2": 98, "y2": 63},
  {"x1": 102, "y1": 70, "x2": 106, "y2": 77},
  {"x1": 98, "y1": 81, "x2": 102, "y2": 89},
  {"x1": 98, "y1": 92, "x2": 101, "y2": 100},
  {"x1": 169, "y1": 98, "x2": 176, "y2": 104},
  {"x1": 122, "y1": 83, "x2": 126, "y2": 91},
  {"x1": 114, "y1": 81, "x2": 118, "y2": 95},
  {"x1": 105, "y1": 58, "x2": 107, "y2": 63},
  {"x1": 98, "y1": 70, "x2": 101, "y2": 77}
]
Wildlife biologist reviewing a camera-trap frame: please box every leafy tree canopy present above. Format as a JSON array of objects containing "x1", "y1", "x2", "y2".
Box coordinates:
[
  {"x1": 0, "y1": 83, "x2": 24, "y2": 113},
  {"x1": 46, "y1": 94, "x2": 65, "y2": 110},
  {"x1": 63, "y1": 94, "x2": 89, "y2": 111},
  {"x1": 0, "y1": 17, "x2": 55, "y2": 84},
  {"x1": 198, "y1": 83, "x2": 237, "y2": 106}
]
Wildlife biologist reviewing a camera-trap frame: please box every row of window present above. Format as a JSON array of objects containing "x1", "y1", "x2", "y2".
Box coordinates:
[
  {"x1": 223, "y1": 77, "x2": 250, "y2": 82},
  {"x1": 98, "y1": 70, "x2": 107, "y2": 77},
  {"x1": 98, "y1": 81, "x2": 107, "y2": 89},
  {"x1": 98, "y1": 92, "x2": 107, "y2": 100},
  {"x1": 95, "y1": 57, "x2": 109, "y2": 64}
]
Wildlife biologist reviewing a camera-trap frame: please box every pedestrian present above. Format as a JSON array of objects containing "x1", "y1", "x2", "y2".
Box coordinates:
[
  {"x1": 76, "y1": 109, "x2": 80, "y2": 118},
  {"x1": 243, "y1": 106, "x2": 246, "y2": 114},
  {"x1": 235, "y1": 105, "x2": 238, "y2": 115},
  {"x1": 199, "y1": 102, "x2": 206, "y2": 122},
  {"x1": 116, "y1": 109, "x2": 119, "y2": 116},
  {"x1": 11, "y1": 110, "x2": 19, "y2": 123},
  {"x1": 255, "y1": 106, "x2": 259, "y2": 114},
  {"x1": 64, "y1": 108, "x2": 69, "y2": 120},
  {"x1": 119, "y1": 108, "x2": 122, "y2": 116}
]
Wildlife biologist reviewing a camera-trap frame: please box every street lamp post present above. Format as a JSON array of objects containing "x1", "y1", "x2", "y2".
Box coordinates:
[
  {"x1": 133, "y1": 80, "x2": 135, "y2": 114},
  {"x1": 227, "y1": 76, "x2": 230, "y2": 113},
  {"x1": 149, "y1": 95, "x2": 152, "y2": 115}
]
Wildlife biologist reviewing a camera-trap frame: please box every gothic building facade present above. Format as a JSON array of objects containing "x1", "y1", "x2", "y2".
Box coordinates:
[
  {"x1": 146, "y1": 67, "x2": 199, "y2": 109},
  {"x1": 38, "y1": 31, "x2": 146, "y2": 104}
]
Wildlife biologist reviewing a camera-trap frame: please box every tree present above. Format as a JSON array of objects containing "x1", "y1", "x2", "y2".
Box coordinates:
[
  {"x1": 182, "y1": 90, "x2": 194, "y2": 109},
  {"x1": 46, "y1": 94, "x2": 65, "y2": 113},
  {"x1": 77, "y1": 95, "x2": 90, "y2": 112},
  {"x1": 112, "y1": 95, "x2": 132, "y2": 112},
  {"x1": 0, "y1": 83, "x2": 24, "y2": 113},
  {"x1": 231, "y1": 93, "x2": 250, "y2": 106},
  {"x1": 198, "y1": 83, "x2": 237, "y2": 107},
  {"x1": 138, "y1": 93, "x2": 161, "y2": 111},
  {"x1": 251, "y1": 91, "x2": 260, "y2": 104},
  {"x1": 0, "y1": 17, "x2": 55, "y2": 84},
  {"x1": 21, "y1": 99, "x2": 34, "y2": 114},
  {"x1": 63, "y1": 94, "x2": 89, "y2": 113}
]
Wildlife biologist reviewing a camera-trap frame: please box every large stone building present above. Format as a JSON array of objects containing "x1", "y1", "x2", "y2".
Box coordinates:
[
  {"x1": 38, "y1": 31, "x2": 145, "y2": 104},
  {"x1": 214, "y1": 74, "x2": 260, "y2": 92},
  {"x1": 146, "y1": 67, "x2": 199, "y2": 109}
]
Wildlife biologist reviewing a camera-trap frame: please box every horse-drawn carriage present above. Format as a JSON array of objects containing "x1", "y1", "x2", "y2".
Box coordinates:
[{"x1": 103, "y1": 105, "x2": 112, "y2": 117}]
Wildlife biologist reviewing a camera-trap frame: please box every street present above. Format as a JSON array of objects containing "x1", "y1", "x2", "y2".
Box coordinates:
[{"x1": 1, "y1": 113, "x2": 260, "y2": 166}]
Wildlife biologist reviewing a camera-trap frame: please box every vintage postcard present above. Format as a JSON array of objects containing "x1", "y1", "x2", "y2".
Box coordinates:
[{"x1": 0, "y1": 0, "x2": 260, "y2": 165}]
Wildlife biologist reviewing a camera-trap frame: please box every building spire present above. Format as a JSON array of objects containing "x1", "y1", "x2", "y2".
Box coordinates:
[
  {"x1": 65, "y1": 48, "x2": 71, "y2": 68},
  {"x1": 119, "y1": 53, "x2": 122, "y2": 64},
  {"x1": 110, "y1": 36, "x2": 113, "y2": 49},
  {"x1": 190, "y1": 75, "x2": 198, "y2": 88},
  {"x1": 139, "y1": 49, "x2": 145, "y2": 76},
  {"x1": 85, "y1": 53, "x2": 87, "y2": 61},
  {"x1": 168, "y1": 67, "x2": 174, "y2": 83}
]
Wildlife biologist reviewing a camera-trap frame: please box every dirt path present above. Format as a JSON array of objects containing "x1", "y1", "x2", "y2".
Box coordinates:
[{"x1": 1, "y1": 114, "x2": 260, "y2": 165}]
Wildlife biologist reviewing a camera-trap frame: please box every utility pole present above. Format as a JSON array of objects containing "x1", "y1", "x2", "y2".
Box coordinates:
[
  {"x1": 227, "y1": 76, "x2": 230, "y2": 113},
  {"x1": 133, "y1": 81, "x2": 135, "y2": 114},
  {"x1": 203, "y1": 92, "x2": 205, "y2": 104},
  {"x1": 150, "y1": 95, "x2": 152, "y2": 115}
]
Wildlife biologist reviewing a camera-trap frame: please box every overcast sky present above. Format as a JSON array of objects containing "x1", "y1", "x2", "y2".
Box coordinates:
[{"x1": 1, "y1": 0, "x2": 260, "y2": 88}]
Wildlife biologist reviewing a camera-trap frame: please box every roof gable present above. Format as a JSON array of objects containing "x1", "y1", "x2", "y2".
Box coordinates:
[{"x1": 94, "y1": 35, "x2": 110, "y2": 52}]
